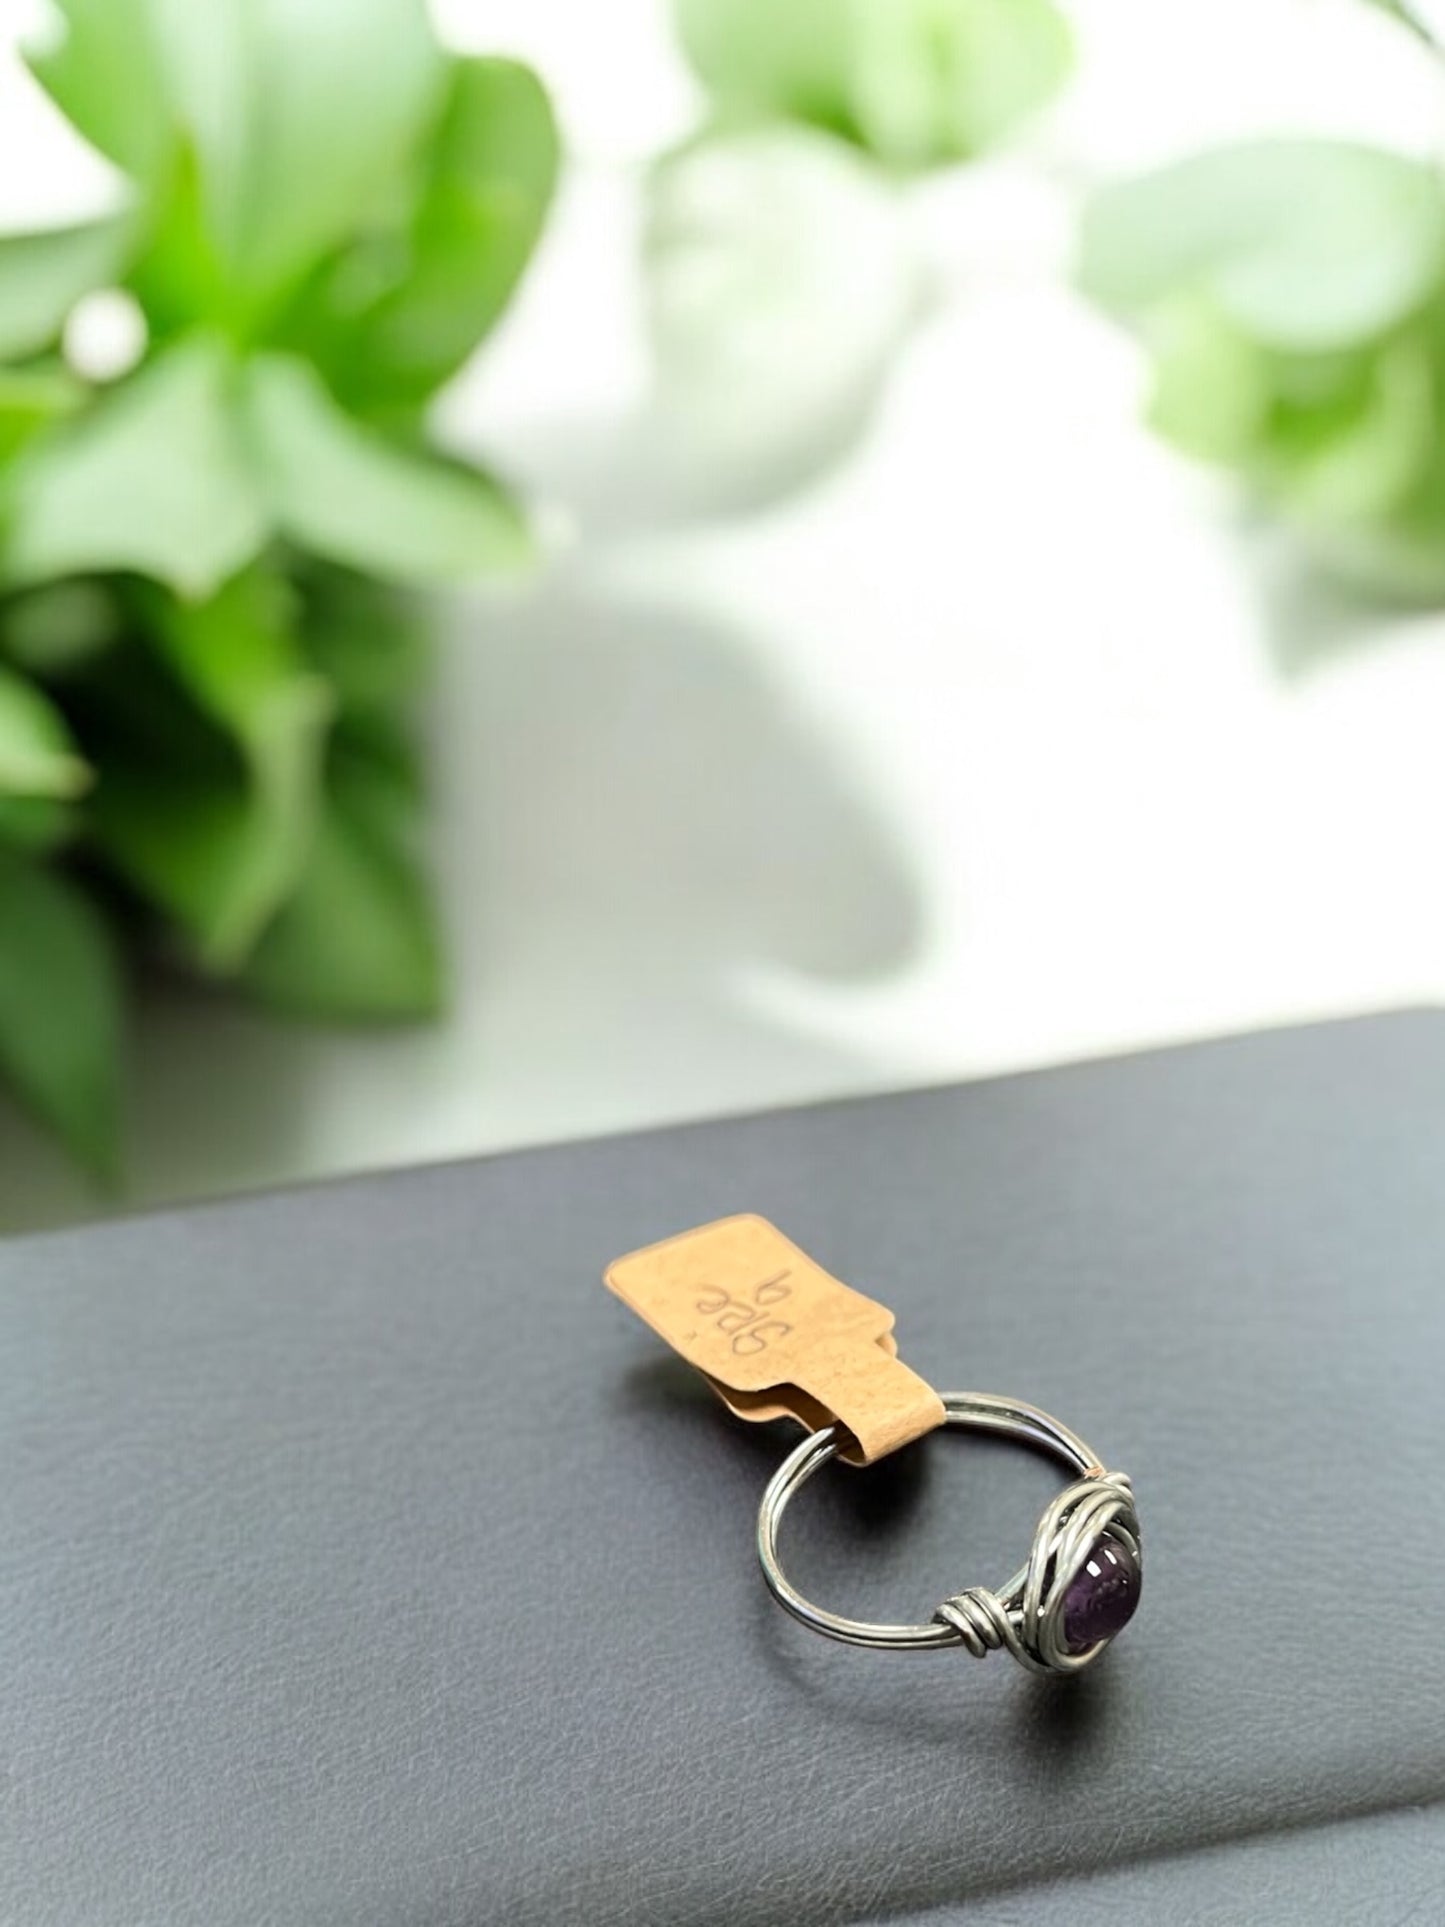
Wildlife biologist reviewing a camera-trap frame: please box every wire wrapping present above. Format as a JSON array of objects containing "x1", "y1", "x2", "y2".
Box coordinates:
[{"x1": 935, "y1": 1470, "x2": 1139, "y2": 1674}]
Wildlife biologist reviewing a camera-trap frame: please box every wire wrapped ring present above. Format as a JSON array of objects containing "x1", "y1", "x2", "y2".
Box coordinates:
[{"x1": 756, "y1": 1391, "x2": 1141, "y2": 1674}]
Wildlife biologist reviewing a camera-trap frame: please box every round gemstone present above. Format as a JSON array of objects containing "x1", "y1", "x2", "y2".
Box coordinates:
[{"x1": 1061, "y1": 1531, "x2": 1140, "y2": 1653}]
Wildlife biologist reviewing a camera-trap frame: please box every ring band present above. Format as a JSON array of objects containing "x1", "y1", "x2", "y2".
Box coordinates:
[{"x1": 756, "y1": 1391, "x2": 1141, "y2": 1674}]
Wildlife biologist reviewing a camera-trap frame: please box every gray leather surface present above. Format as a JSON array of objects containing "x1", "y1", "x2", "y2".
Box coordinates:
[
  {"x1": 899, "y1": 1802, "x2": 1445, "y2": 1924},
  {"x1": 5, "y1": 1011, "x2": 1445, "y2": 1925}
]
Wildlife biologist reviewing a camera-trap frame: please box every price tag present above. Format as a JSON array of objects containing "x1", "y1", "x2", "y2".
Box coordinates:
[{"x1": 605, "y1": 1215, "x2": 944, "y2": 1465}]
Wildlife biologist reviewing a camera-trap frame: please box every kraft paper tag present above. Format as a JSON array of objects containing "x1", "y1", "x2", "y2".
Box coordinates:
[{"x1": 604, "y1": 1214, "x2": 945, "y2": 1465}]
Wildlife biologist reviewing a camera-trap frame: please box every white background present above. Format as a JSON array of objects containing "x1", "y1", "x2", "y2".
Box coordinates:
[{"x1": 2, "y1": 0, "x2": 1444, "y2": 1230}]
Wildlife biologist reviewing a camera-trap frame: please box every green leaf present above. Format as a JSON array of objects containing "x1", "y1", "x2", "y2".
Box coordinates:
[
  {"x1": 675, "y1": 0, "x2": 1070, "y2": 165},
  {"x1": 27, "y1": 0, "x2": 172, "y2": 181},
  {"x1": 96, "y1": 573, "x2": 332, "y2": 967},
  {"x1": 241, "y1": 743, "x2": 441, "y2": 1020},
  {"x1": 299, "y1": 566, "x2": 433, "y2": 716},
  {"x1": 35, "y1": 0, "x2": 443, "y2": 311},
  {"x1": 91, "y1": 764, "x2": 271, "y2": 963},
  {"x1": 1142, "y1": 296, "x2": 1270, "y2": 463},
  {"x1": 675, "y1": 0, "x2": 856, "y2": 140},
  {"x1": 1311, "y1": 442, "x2": 1445, "y2": 599},
  {"x1": 849, "y1": 0, "x2": 1072, "y2": 165},
  {"x1": 146, "y1": 573, "x2": 334, "y2": 962},
  {"x1": 64, "y1": 625, "x2": 262, "y2": 958},
  {"x1": 2, "y1": 337, "x2": 268, "y2": 599},
  {"x1": 126, "y1": 143, "x2": 239, "y2": 345},
  {"x1": 290, "y1": 57, "x2": 560, "y2": 414},
  {"x1": 1080, "y1": 141, "x2": 1445, "y2": 352},
  {"x1": 0, "y1": 365, "x2": 87, "y2": 465},
  {"x1": 243, "y1": 354, "x2": 530, "y2": 581},
  {"x1": 0, "y1": 846, "x2": 122, "y2": 1174},
  {"x1": 330, "y1": 703, "x2": 425, "y2": 811},
  {"x1": 0, "y1": 219, "x2": 128, "y2": 361},
  {"x1": 0, "y1": 664, "x2": 91, "y2": 800},
  {"x1": 0, "y1": 580, "x2": 120, "y2": 675},
  {"x1": 1257, "y1": 336, "x2": 1434, "y2": 525},
  {"x1": 0, "y1": 796, "x2": 73, "y2": 853},
  {"x1": 220, "y1": 0, "x2": 444, "y2": 305}
]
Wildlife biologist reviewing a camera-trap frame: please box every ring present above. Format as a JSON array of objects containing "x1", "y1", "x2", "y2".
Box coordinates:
[{"x1": 756, "y1": 1391, "x2": 1141, "y2": 1675}]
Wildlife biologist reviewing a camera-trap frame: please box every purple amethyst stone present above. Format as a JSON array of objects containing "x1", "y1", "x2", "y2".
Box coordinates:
[{"x1": 1061, "y1": 1532, "x2": 1140, "y2": 1654}]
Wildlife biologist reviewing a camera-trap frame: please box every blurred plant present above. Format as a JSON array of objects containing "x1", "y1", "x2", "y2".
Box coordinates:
[
  {"x1": 673, "y1": 0, "x2": 1072, "y2": 168},
  {"x1": 646, "y1": 124, "x2": 919, "y2": 492},
  {"x1": 1370, "y1": 0, "x2": 1442, "y2": 46},
  {"x1": 645, "y1": 0, "x2": 1072, "y2": 490},
  {"x1": 0, "y1": 0, "x2": 557, "y2": 1175},
  {"x1": 1080, "y1": 135, "x2": 1445, "y2": 598}
]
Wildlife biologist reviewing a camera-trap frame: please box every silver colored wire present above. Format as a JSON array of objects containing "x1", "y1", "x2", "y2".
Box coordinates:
[{"x1": 755, "y1": 1391, "x2": 1140, "y2": 1674}]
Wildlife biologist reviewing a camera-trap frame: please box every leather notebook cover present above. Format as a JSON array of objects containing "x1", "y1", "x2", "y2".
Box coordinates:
[{"x1": 5, "y1": 1012, "x2": 1445, "y2": 1924}]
